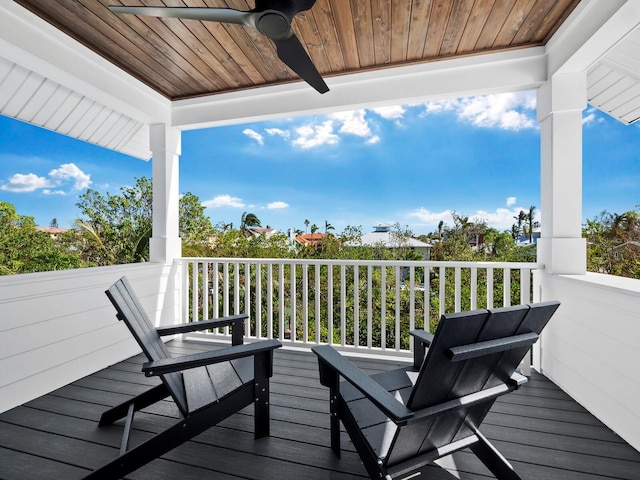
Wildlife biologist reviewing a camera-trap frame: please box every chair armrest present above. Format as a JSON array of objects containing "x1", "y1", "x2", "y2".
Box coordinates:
[
  {"x1": 155, "y1": 314, "x2": 248, "y2": 345},
  {"x1": 410, "y1": 330, "x2": 434, "y2": 347},
  {"x1": 410, "y1": 330, "x2": 434, "y2": 369},
  {"x1": 312, "y1": 345, "x2": 413, "y2": 423},
  {"x1": 143, "y1": 339, "x2": 281, "y2": 376}
]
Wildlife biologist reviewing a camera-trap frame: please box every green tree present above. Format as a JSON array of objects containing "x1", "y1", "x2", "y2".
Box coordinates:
[
  {"x1": 74, "y1": 176, "x2": 213, "y2": 265},
  {"x1": 0, "y1": 202, "x2": 86, "y2": 274}
]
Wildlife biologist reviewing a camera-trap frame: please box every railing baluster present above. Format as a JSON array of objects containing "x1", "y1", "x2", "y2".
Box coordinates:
[
  {"x1": 203, "y1": 261, "x2": 209, "y2": 321},
  {"x1": 212, "y1": 261, "x2": 219, "y2": 319},
  {"x1": 191, "y1": 261, "x2": 198, "y2": 322},
  {"x1": 454, "y1": 267, "x2": 461, "y2": 312},
  {"x1": 279, "y1": 263, "x2": 285, "y2": 341},
  {"x1": 487, "y1": 267, "x2": 494, "y2": 309},
  {"x1": 354, "y1": 265, "x2": 359, "y2": 348},
  {"x1": 424, "y1": 265, "x2": 430, "y2": 331},
  {"x1": 302, "y1": 264, "x2": 308, "y2": 344},
  {"x1": 470, "y1": 267, "x2": 477, "y2": 311},
  {"x1": 328, "y1": 264, "x2": 333, "y2": 345},
  {"x1": 503, "y1": 268, "x2": 511, "y2": 307},
  {"x1": 395, "y1": 265, "x2": 401, "y2": 352},
  {"x1": 439, "y1": 266, "x2": 446, "y2": 316},
  {"x1": 521, "y1": 268, "x2": 531, "y2": 304},
  {"x1": 381, "y1": 266, "x2": 386, "y2": 350},
  {"x1": 367, "y1": 265, "x2": 373, "y2": 348},
  {"x1": 315, "y1": 263, "x2": 320, "y2": 344},
  {"x1": 267, "y1": 263, "x2": 273, "y2": 340},
  {"x1": 291, "y1": 263, "x2": 296, "y2": 342},
  {"x1": 340, "y1": 265, "x2": 346, "y2": 347},
  {"x1": 244, "y1": 262, "x2": 250, "y2": 337},
  {"x1": 409, "y1": 266, "x2": 415, "y2": 335},
  {"x1": 256, "y1": 262, "x2": 262, "y2": 339}
]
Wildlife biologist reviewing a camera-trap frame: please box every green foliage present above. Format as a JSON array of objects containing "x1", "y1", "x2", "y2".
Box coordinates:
[
  {"x1": 0, "y1": 202, "x2": 87, "y2": 274},
  {"x1": 584, "y1": 208, "x2": 640, "y2": 278},
  {"x1": 75, "y1": 177, "x2": 153, "y2": 265}
]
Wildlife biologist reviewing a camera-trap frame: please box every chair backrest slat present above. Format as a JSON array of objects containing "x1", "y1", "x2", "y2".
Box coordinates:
[
  {"x1": 406, "y1": 310, "x2": 489, "y2": 410},
  {"x1": 106, "y1": 277, "x2": 189, "y2": 416}
]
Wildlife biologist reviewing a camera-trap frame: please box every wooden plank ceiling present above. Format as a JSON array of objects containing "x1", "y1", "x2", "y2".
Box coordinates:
[{"x1": 14, "y1": 0, "x2": 581, "y2": 99}]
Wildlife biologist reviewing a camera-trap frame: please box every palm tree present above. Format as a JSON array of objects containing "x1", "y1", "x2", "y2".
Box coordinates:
[
  {"x1": 527, "y1": 205, "x2": 536, "y2": 243},
  {"x1": 324, "y1": 220, "x2": 334, "y2": 234},
  {"x1": 513, "y1": 210, "x2": 527, "y2": 240},
  {"x1": 310, "y1": 223, "x2": 318, "y2": 234},
  {"x1": 437, "y1": 220, "x2": 444, "y2": 240},
  {"x1": 304, "y1": 219, "x2": 310, "y2": 234},
  {"x1": 240, "y1": 211, "x2": 261, "y2": 236}
]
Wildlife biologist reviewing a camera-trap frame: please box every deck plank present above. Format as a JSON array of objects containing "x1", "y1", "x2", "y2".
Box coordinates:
[{"x1": 1, "y1": 340, "x2": 639, "y2": 480}]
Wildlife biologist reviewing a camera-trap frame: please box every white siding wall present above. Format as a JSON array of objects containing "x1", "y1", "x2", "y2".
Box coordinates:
[
  {"x1": 535, "y1": 271, "x2": 640, "y2": 451},
  {"x1": 0, "y1": 263, "x2": 181, "y2": 413}
]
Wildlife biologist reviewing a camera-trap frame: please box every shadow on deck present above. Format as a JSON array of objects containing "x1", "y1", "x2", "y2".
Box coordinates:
[{"x1": 1, "y1": 340, "x2": 639, "y2": 480}]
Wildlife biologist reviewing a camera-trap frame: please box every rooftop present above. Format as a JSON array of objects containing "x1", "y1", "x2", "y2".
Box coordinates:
[{"x1": 1, "y1": 340, "x2": 638, "y2": 480}]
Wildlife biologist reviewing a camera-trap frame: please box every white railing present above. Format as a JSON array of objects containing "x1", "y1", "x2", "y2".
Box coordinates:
[{"x1": 178, "y1": 258, "x2": 543, "y2": 358}]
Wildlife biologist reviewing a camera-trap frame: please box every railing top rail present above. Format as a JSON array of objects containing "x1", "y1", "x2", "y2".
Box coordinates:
[{"x1": 178, "y1": 257, "x2": 544, "y2": 270}]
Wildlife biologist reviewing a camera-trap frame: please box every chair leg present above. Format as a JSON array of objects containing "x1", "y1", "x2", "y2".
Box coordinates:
[
  {"x1": 254, "y1": 350, "x2": 272, "y2": 438},
  {"x1": 99, "y1": 383, "x2": 170, "y2": 426},
  {"x1": 83, "y1": 417, "x2": 190, "y2": 479},
  {"x1": 469, "y1": 430, "x2": 523, "y2": 480},
  {"x1": 329, "y1": 389, "x2": 341, "y2": 457}
]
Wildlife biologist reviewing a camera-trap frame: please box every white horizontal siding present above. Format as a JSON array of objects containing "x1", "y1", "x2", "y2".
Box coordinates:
[
  {"x1": 537, "y1": 272, "x2": 640, "y2": 452},
  {"x1": 0, "y1": 263, "x2": 181, "y2": 413},
  {"x1": 0, "y1": 56, "x2": 151, "y2": 160}
]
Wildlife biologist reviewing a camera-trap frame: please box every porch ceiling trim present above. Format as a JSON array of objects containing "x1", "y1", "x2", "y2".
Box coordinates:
[{"x1": 172, "y1": 48, "x2": 547, "y2": 130}]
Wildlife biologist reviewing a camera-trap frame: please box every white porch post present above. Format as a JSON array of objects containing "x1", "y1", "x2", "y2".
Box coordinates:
[
  {"x1": 536, "y1": 73, "x2": 587, "y2": 275},
  {"x1": 149, "y1": 123, "x2": 182, "y2": 263}
]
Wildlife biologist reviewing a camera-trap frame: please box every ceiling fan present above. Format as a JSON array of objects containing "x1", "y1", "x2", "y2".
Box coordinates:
[{"x1": 109, "y1": 1, "x2": 329, "y2": 94}]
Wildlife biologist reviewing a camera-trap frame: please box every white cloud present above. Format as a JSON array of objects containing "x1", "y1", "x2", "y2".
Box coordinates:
[
  {"x1": 265, "y1": 128, "x2": 290, "y2": 138},
  {"x1": 267, "y1": 201, "x2": 289, "y2": 209},
  {"x1": 424, "y1": 92, "x2": 537, "y2": 130},
  {"x1": 0, "y1": 162, "x2": 91, "y2": 194},
  {"x1": 292, "y1": 121, "x2": 339, "y2": 149},
  {"x1": 203, "y1": 194, "x2": 245, "y2": 208},
  {"x1": 243, "y1": 128, "x2": 264, "y2": 145},
  {"x1": 331, "y1": 110, "x2": 372, "y2": 137},
  {"x1": 470, "y1": 208, "x2": 523, "y2": 230},
  {"x1": 367, "y1": 135, "x2": 381, "y2": 144},
  {"x1": 409, "y1": 204, "x2": 537, "y2": 231},
  {"x1": 408, "y1": 208, "x2": 453, "y2": 228},
  {"x1": 506, "y1": 196, "x2": 517, "y2": 207},
  {"x1": 1, "y1": 173, "x2": 51, "y2": 192},
  {"x1": 371, "y1": 105, "x2": 406, "y2": 119},
  {"x1": 49, "y1": 163, "x2": 91, "y2": 191}
]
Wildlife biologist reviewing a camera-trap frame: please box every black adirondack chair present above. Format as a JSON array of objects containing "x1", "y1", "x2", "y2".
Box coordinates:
[
  {"x1": 312, "y1": 301, "x2": 560, "y2": 480},
  {"x1": 83, "y1": 276, "x2": 282, "y2": 480}
]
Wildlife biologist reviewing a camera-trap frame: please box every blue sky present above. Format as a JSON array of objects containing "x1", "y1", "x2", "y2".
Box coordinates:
[{"x1": 1, "y1": 90, "x2": 639, "y2": 236}]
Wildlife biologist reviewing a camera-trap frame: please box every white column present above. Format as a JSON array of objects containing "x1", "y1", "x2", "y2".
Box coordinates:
[
  {"x1": 536, "y1": 73, "x2": 587, "y2": 275},
  {"x1": 149, "y1": 123, "x2": 182, "y2": 263}
]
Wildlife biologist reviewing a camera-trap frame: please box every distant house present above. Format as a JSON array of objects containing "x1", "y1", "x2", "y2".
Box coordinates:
[
  {"x1": 356, "y1": 223, "x2": 432, "y2": 260},
  {"x1": 516, "y1": 227, "x2": 542, "y2": 246},
  {"x1": 246, "y1": 227, "x2": 278, "y2": 239},
  {"x1": 612, "y1": 241, "x2": 640, "y2": 260},
  {"x1": 36, "y1": 226, "x2": 70, "y2": 240},
  {"x1": 294, "y1": 233, "x2": 326, "y2": 248}
]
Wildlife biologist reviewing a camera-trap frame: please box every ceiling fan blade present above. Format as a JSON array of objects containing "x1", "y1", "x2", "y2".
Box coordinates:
[
  {"x1": 108, "y1": 6, "x2": 253, "y2": 27},
  {"x1": 274, "y1": 34, "x2": 328, "y2": 94}
]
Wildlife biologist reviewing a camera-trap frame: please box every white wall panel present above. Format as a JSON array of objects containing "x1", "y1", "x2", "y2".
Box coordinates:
[
  {"x1": 537, "y1": 272, "x2": 640, "y2": 452},
  {"x1": 0, "y1": 262, "x2": 182, "y2": 413}
]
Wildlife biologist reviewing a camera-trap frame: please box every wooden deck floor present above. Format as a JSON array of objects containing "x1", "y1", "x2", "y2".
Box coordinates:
[{"x1": 1, "y1": 340, "x2": 639, "y2": 480}]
